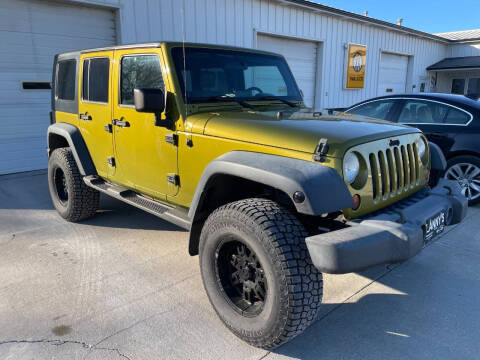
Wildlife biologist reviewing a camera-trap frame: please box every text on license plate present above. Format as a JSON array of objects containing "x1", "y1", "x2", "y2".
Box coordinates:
[{"x1": 424, "y1": 211, "x2": 446, "y2": 243}]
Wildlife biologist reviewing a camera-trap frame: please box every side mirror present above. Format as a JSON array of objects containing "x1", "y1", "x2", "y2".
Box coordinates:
[{"x1": 134, "y1": 88, "x2": 165, "y2": 113}]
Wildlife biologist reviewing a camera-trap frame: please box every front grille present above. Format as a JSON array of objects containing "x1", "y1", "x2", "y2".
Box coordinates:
[{"x1": 368, "y1": 142, "x2": 421, "y2": 203}]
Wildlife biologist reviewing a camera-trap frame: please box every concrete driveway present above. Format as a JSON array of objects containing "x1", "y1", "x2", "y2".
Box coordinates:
[{"x1": 0, "y1": 170, "x2": 479, "y2": 360}]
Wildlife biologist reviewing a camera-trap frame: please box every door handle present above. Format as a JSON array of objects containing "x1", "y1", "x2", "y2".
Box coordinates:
[
  {"x1": 79, "y1": 112, "x2": 92, "y2": 121},
  {"x1": 113, "y1": 118, "x2": 130, "y2": 128}
]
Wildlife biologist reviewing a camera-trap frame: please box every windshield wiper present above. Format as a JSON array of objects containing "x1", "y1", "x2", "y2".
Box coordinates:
[
  {"x1": 206, "y1": 96, "x2": 255, "y2": 110},
  {"x1": 246, "y1": 95, "x2": 298, "y2": 108}
]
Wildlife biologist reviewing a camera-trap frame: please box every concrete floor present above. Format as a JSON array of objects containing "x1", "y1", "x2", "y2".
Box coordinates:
[{"x1": 0, "y1": 170, "x2": 479, "y2": 360}]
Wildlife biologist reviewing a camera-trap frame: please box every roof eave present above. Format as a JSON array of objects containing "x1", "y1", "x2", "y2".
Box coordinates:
[{"x1": 279, "y1": 0, "x2": 450, "y2": 43}]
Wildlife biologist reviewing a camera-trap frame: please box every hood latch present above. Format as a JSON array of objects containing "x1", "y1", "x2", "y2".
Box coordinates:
[{"x1": 313, "y1": 138, "x2": 329, "y2": 162}]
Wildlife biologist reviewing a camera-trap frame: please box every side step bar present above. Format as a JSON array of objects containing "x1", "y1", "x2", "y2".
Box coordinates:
[{"x1": 83, "y1": 175, "x2": 191, "y2": 230}]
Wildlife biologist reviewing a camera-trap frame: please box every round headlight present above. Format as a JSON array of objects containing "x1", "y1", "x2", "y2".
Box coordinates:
[
  {"x1": 344, "y1": 152, "x2": 360, "y2": 184},
  {"x1": 418, "y1": 139, "x2": 426, "y2": 159},
  {"x1": 417, "y1": 139, "x2": 428, "y2": 164}
]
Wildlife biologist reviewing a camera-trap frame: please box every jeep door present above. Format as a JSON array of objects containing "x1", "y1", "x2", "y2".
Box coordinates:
[
  {"x1": 78, "y1": 52, "x2": 115, "y2": 179},
  {"x1": 111, "y1": 49, "x2": 177, "y2": 200}
]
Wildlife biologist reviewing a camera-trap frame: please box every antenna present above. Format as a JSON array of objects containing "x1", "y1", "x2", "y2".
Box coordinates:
[{"x1": 181, "y1": 1, "x2": 188, "y2": 117}]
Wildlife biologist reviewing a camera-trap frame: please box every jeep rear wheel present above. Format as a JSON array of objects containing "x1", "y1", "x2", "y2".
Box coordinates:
[
  {"x1": 48, "y1": 148, "x2": 99, "y2": 222},
  {"x1": 199, "y1": 198, "x2": 323, "y2": 349}
]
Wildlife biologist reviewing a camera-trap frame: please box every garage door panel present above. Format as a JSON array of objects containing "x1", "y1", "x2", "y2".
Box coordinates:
[
  {"x1": 0, "y1": 137, "x2": 46, "y2": 174},
  {"x1": 377, "y1": 52, "x2": 409, "y2": 95},
  {"x1": 257, "y1": 34, "x2": 318, "y2": 109},
  {"x1": 0, "y1": 90, "x2": 49, "y2": 105},
  {"x1": 0, "y1": 0, "x2": 116, "y2": 174},
  {"x1": 0, "y1": 1, "x2": 115, "y2": 37},
  {"x1": 0, "y1": 32, "x2": 114, "y2": 58}
]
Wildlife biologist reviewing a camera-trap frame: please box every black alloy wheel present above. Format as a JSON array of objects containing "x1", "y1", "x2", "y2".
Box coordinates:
[
  {"x1": 53, "y1": 167, "x2": 69, "y2": 205},
  {"x1": 215, "y1": 239, "x2": 267, "y2": 317}
]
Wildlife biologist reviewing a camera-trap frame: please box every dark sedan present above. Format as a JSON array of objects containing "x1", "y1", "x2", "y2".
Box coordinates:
[{"x1": 343, "y1": 93, "x2": 480, "y2": 205}]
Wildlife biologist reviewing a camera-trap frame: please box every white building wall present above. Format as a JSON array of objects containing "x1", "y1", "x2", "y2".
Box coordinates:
[
  {"x1": 449, "y1": 42, "x2": 480, "y2": 57},
  {"x1": 97, "y1": 0, "x2": 448, "y2": 109},
  {"x1": 59, "y1": 0, "x2": 450, "y2": 110}
]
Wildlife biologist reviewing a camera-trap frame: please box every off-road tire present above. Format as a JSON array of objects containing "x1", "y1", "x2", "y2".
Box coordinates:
[
  {"x1": 199, "y1": 198, "x2": 323, "y2": 349},
  {"x1": 445, "y1": 155, "x2": 480, "y2": 206},
  {"x1": 48, "y1": 147, "x2": 99, "y2": 222}
]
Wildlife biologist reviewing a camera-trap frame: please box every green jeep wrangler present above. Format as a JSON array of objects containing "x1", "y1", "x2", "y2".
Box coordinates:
[{"x1": 48, "y1": 42, "x2": 467, "y2": 348}]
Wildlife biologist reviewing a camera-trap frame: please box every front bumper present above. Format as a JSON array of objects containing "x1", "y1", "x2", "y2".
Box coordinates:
[{"x1": 305, "y1": 179, "x2": 468, "y2": 274}]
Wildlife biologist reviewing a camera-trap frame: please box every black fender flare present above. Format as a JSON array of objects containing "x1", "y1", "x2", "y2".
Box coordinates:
[
  {"x1": 429, "y1": 141, "x2": 447, "y2": 171},
  {"x1": 188, "y1": 151, "x2": 353, "y2": 220},
  {"x1": 187, "y1": 151, "x2": 353, "y2": 255},
  {"x1": 47, "y1": 123, "x2": 96, "y2": 176}
]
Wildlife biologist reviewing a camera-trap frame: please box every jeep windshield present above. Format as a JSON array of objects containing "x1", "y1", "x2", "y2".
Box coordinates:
[{"x1": 171, "y1": 47, "x2": 302, "y2": 106}]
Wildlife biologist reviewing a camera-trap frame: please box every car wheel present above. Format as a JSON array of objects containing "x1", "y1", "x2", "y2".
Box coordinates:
[
  {"x1": 445, "y1": 155, "x2": 480, "y2": 206},
  {"x1": 48, "y1": 147, "x2": 100, "y2": 221},
  {"x1": 199, "y1": 198, "x2": 323, "y2": 349}
]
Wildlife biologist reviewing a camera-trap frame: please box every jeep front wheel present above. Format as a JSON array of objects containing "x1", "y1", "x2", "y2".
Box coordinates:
[
  {"x1": 199, "y1": 198, "x2": 323, "y2": 349},
  {"x1": 48, "y1": 148, "x2": 99, "y2": 222}
]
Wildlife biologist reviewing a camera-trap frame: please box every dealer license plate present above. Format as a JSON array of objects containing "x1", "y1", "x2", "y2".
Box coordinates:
[{"x1": 423, "y1": 211, "x2": 446, "y2": 243}]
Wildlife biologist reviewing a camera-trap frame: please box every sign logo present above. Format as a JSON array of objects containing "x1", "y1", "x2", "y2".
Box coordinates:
[
  {"x1": 352, "y1": 52, "x2": 363, "y2": 72},
  {"x1": 346, "y1": 44, "x2": 366, "y2": 89}
]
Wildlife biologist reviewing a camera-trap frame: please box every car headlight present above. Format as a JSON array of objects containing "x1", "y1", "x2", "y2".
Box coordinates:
[
  {"x1": 344, "y1": 152, "x2": 360, "y2": 184},
  {"x1": 418, "y1": 139, "x2": 426, "y2": 159},
  {"x1": 417, "y1": 138, "x2": 428, "y2": 164}
]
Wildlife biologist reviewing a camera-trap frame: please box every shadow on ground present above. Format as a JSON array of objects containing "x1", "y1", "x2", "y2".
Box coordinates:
[{"x1": 0, "y1": 170, "x2": 186, "y2": 232}]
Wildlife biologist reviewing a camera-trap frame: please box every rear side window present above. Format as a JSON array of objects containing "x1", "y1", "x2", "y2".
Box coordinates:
[
  {"x1": 445, "y1": 107, "x2": 471, "y2": 125},
  {"x1": 82, "y1": 57, "x2": 110, "y2": 103},
  {"x1": 346, "y1": 100, "x2": 396, "y2": 120},
  {"x1": 398, "y1": 100, "x2": 449, "y2": 124},
  {"x1": 56, "y1": 59, "x2": 76, "y2": 100},
  {"x1": 120, "y1": 55, "x2": 164, "y2": 105}
]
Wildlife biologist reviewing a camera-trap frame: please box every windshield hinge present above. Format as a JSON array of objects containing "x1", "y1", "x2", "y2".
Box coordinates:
[
  {"x1": 107, "y1": 157, "x2": 116, "y2": 167},
  {"x1": 313, "y1": 138, "x2": 329, "y2": 163},
  {"x1": 167, "y1": 174, "x2": 180, "y2": 186},
  {"x1": 165, "y1": 133, "x2": 178, "y2": 146}
]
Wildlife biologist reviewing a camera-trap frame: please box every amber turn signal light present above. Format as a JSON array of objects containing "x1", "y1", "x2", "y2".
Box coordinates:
[{"x1": 352, "y1": 194, "x2": 361, "y2": 210}]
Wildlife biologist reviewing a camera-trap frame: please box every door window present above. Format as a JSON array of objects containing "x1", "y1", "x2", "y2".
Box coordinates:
[
  {"x1": 451, "y1": 78, "x2": 466, "y2": 94},
  {"x1": 82, "y1": 57, "x2": 109, "y2": 103},
  {"x1": 345, "y1": 100, "x2": 396, "y2": 120},
  {"x1": 120, "y1": 55, "x2": 164, "y2": 105}
]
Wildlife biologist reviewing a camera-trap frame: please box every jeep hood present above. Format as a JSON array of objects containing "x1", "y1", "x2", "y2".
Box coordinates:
[{"x1": 189, "y1": 110, "x2": 420, "y2": 158}]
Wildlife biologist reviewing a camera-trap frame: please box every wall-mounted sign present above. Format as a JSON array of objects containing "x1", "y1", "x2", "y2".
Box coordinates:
[{"x1": 345, "y1": 44, "x2": 366, "y2": 89}]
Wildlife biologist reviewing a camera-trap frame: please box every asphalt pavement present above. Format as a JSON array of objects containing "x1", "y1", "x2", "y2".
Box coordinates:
[{"x1": 0, "y1": 170, "x2": 479, "y2": 360}]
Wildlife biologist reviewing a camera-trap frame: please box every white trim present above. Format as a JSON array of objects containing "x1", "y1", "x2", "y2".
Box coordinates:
[{"x1": 346, "y1": 97, "x2": 474, "y2": 126}]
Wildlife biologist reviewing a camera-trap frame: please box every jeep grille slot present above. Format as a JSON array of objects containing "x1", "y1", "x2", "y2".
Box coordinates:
[
  {"x1": 367, "y1": 139, "x2": 422, "y2": 204},
  {"x1": 369, "y1": 153, "x2": 379, "y2": 201},
  {"x1": 386, "y1": 149, "x2": 396, "y2": 194},
  {"x1": 378, "y1": 151, "x2": 389, "y2": 198}
]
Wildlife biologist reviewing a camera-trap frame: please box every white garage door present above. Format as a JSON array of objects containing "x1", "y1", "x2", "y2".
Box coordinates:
[
  {"x1": 377, "y1": 52, "x2": 409, "y2": 96},
  {"x1": 257, "y1": 34, "x2": 318, "y2": 109},
  {"x1": 0, "y1": 0, "x2": 116, "y2": 174}
]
